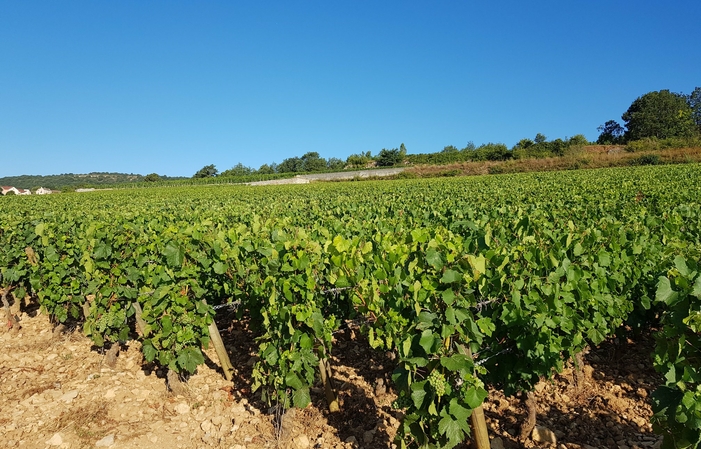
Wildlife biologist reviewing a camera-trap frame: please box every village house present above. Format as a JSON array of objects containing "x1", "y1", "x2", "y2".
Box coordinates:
[
  {"x1": 1, "y1": 186, "x2": 20, "y2": 195},
  {"x1": 0, "y1": 186, "x2": 51, "y2": 195}
]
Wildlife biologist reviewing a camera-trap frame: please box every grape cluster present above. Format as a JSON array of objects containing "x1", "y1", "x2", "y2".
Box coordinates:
[
  {"x1": 428, "y1": 370, "x2": 446, "y2": 397},
  {"x1": 391, "y1": 394, "x2": 412, "y2": 410},
  {"x1": 95, "y1": 313, "x2": 110, "y2": 333}
]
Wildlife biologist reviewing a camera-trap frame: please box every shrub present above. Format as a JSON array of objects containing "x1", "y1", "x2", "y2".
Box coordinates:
[
  {"x1": 395, "y1": 171, "x2": 418, "y2": 179},
  {"x1": 629, "y1": 154, "x2": 661, "y2": 166},
  {"x1": 626, "y1": 136, "x2": 701, "y2": 152},
  {"x1": 436, "y1": 169, "x2": 461, "y2": 177},
  {"x1": 488, "y1": 165, "x2": 505, "y2": 174},
  {"x1": 476, "y1": 143, "x2": 511, "y2": 161},
  {"x1": 376, "y1": 148, "x2": 403, "y2": 167}
]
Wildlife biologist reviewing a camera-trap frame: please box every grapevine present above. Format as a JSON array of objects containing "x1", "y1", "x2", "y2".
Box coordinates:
[{"x1": 0, "y1": 164, "x2": 700, "y2": 448}]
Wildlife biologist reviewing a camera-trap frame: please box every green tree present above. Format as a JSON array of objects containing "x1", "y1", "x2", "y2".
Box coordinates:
[
  {"x1": 513, "y1": 138, "x2": 534, "y2": 150},
  {"x1": 688, "y1": 86, "x2": 701, "y2": 132},
  {"x1": 461, "y1": 141, "x2": 476, "y2": 152},
  {"x1": 512, "y1": 135, "x2": 553, "y2": 159},
  {"x1": 622, "y1": 90, "x2": 697, "y2": 140},
  {"x1": 144, "y1": 173, "x2": 161, "y2": 182},
  {"x1": 193, "y1": 164, "x2": 218, "y2": 178},
  {"x1": 300, "y1": 152, "x2": 327, "y2": 172},
  {"x1": 257, "y1": 163, "x2": 275, "y2": 174},
  {"x1": 476, "y1": 143, "x2": 510, "y2": 161},
  {"x1": 221, "y1": 163, "x2": 253, "y2": 177},
  {"x1": 326, "y1": 157, "x2": 345, "y2": 171},
  {"x1": 596, "y1": 120, "x2": 625, "y2": 144},
  {"x1": 346, "y1": 151, "x2": 372, "y2": 167},
  {"x1": 277, "y1": 157, "x2": 302, "y2": 173},
  {"x1": 441, "y1": 145, "x2": 459, "y2": 153},
  {"x1": 567, "y1": 134, "x2": 589, "y2": 147},
  {"x1": 376, "y1": 148, "x2": 402, "y2": 166},
  {"x1": 549, "y1": 138, "x2": 567, "y2": 156}
]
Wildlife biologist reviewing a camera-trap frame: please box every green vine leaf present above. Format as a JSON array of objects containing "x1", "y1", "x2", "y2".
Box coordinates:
[{"x1": 177, "y1": 347, "x2": 204, "y2": 374}]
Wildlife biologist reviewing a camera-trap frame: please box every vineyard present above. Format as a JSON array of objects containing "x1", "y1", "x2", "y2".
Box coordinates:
[{"x1": 1, "y1": 164, "x2": 700, "y2": 449}]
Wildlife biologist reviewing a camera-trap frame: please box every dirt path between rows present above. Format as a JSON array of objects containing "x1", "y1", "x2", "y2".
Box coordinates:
[{"x1": 1, "y1": 310, "x2": 664, "y2": 449}]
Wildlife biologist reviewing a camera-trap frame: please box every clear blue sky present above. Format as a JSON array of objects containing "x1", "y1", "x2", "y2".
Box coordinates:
[{"x1": 1, "y1": 1, "x2": 699, "y2": 177}]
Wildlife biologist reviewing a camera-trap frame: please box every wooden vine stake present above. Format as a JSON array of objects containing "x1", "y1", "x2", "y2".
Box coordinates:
[
  {"x1": 203, "y1": 300, "x2": 235, "y2": 382},
  {"x1": 471, "y1": 404, "x2": 491, "y2": 449},
  {"x1": 208, "y1": 319, "x2": 235, "y2": 382},
  {"x1": 466, "y1": 346, "x2": 490, "y2": 449},
  {"x1": 318, "y1": 358, "x2": 340, "y2": 412}
]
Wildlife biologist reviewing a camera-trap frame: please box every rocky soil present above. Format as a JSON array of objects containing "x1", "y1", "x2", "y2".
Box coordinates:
[{"x1": 1, "y1": 309, "x2": 664, "y2": 449}]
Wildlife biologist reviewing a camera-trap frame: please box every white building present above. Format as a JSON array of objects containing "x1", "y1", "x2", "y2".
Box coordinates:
[{"x1": 1, "y1": 186, "x2": 20, "y2": 195}]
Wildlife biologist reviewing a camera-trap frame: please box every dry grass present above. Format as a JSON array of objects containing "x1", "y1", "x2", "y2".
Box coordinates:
[
  {"x1": 45, "y1": 401, "x2": 119, "y2": 445},
  {"x1": 20, "y1": 381, "x2": 54, "y2": 399},
  {"x1": 407, "y1": 146, "x2": 701, "y2": 178}
]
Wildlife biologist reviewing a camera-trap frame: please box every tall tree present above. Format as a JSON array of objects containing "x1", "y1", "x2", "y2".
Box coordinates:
[
  {"x1": 567, "y1": 134, "x2": 589, "y2": 146},
  {"x1": 596, "y1": 120, "x2": 625, "y2": 144},
  {"x1": 461, "y1": 141, "x2": 476, "y2": 152},
  {"x1": 326, "y1": 157, "x2": 345, "y2": 170},
  {"x1": 277, "y1": 157, "x2": 302, "y2": 173},
  {"x1": 622, "y1": 90, "x2": 697, "y2": 140},
  {"x1": 300, "y1": 152, "x2": 327, "y2": 172},
  {"x1": 346, "y1": 151, "x2": 372, "y2": 167},
  {"x1": 476, "y1": 143, "x2": 510, "y2": 161},
  {"x1": 193, "y1": 164, "x2": 218, "y2": 178},
  {"x1": 376, "y1": 148, "x2": 402, "y2": 166},
  {"x1": 514, "y1": 138, "x2": 534, "y2": 150},
  {"x1": 257, "y1": 163, "x2": 275, "y2": 174},
  {"x1": 688, "y1": 86, "x2": 701, "y2": 132},
  {"x1": 221, "y1": 163, "x2": 252, "y2": 177}
]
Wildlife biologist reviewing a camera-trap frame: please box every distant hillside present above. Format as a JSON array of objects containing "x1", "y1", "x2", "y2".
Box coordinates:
[{"x1": 0, "y1": 172, "x2": 186, "y2": 190}]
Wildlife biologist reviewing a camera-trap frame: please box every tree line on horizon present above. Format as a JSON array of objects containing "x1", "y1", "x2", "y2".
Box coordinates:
[
  {"x1": 193, "y1": 136, "x2": 593, "y2": 179},
  {"x1": 0, "y1": 172, "x2": 186, "y2": 192},
  {"x1": 193, "y1": 87, "x2": 701, "y2": 179},
  {"x1": 5, "y1": 87, "x2": 697, "y2": 190}
]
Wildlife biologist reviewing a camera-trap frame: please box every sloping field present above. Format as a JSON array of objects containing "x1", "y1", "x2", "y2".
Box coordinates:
[{"x1": 2, "y1": 163, "x2": 700, "y2": 448}]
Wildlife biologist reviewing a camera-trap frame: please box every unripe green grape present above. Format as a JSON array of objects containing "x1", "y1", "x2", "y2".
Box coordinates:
[
  {"x1": 428, "y1": 370, "x2": 446, "y2": 397},
  {"x1": 392, "y1": 394, "x2": 412, "y2": 410}
]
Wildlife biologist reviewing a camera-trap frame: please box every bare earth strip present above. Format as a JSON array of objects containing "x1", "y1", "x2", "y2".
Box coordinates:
[{"x1": 1, "y1": 312, "x2": 664, "y2": 449}]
